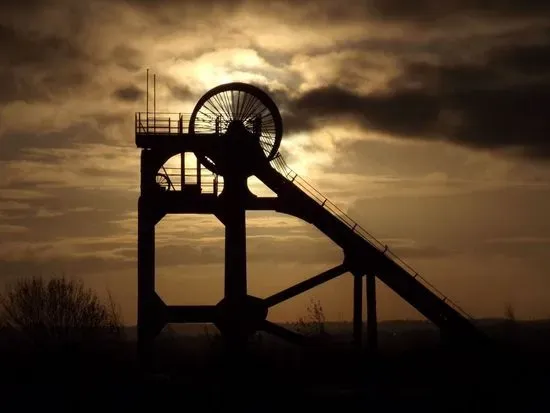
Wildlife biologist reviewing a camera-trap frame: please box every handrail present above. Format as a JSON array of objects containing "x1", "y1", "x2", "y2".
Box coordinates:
[
  {"x1": 135, "y1": 112, "x2": 221, "y2": 135},
  {"x1": 270, "y1": 153, "x2": 473, "y2": 320},
  {"x1": 155, "y1": 166, "x2": 222, "y2": 194}
]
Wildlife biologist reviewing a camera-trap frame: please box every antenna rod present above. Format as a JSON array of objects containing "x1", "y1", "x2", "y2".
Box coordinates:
[
  {"x1": 153, "y1": 73, "x2": 156, "y2": 132},
  {"x1": 146, "y1": 68, "x2": 149, "y2": 131}
]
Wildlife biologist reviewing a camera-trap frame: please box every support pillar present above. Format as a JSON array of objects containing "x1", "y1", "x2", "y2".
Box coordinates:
[
  {"x1": 353, "y1": 272, "x2": 363, "y2": 350},
  {"x1": 223, "y1": 176, "x2": 247, "y2": 301},
  {"x1": 366, "y1": 274, "x2": 378, "y2": 352},
  {"x1": 220, "y1": 174, "x2": 249, "y2": 356},
  {"x1": 137, "y1": 198, "x2": 157, "y2": 372}
]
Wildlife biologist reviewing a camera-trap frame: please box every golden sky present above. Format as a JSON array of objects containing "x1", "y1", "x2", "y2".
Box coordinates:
[{"x1": 1, "y1": 0, "x2": 550, "y2": 324}]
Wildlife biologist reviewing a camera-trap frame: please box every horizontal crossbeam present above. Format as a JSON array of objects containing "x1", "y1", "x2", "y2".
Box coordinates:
[{"x1": 166, "y1": 305, "x2": 217, "y2": 323}]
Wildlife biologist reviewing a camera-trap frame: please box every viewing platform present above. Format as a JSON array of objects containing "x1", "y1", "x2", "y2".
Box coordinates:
[
  {"x1": 135, "y1": 111, "x2": 278, "y2": 207},
  {"x1": 135, "y1": 112, "x2": 189, "y2": 134},
  {"x1": 135, "y1": 112, "x2": 222, "y2": 150}
]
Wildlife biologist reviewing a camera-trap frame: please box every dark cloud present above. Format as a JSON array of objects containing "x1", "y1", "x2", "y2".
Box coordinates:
[
  {"x1": 0, "y1": 255, "x2": 132, "y2": 278},
  {"x1": 0, "y1": 2, "x2": 147, "y2": 105},
  {"x1": 0, "y1": 123, "x2": 109, "y2": 161},
  {"x1": 113, "y1": 85, "x2": 145, "y2": 102},
  {"x1": 387, "y1": 244, "x2": 455, "y2": 260},
  {"x1": 110, "y1": 45, "x2": 143, "y2": 72},
  {"x1": 247, "y1": 236, "x2": 342, "y2": 264},
  {"x1": 491, "y1": 42, "x2": 550, "y2": 77},
  {"x1": 0, "y1": 23, "x2": 81, "y2": 66},
  {"x1": 83, "y1": 112, "x2": 128, "y2": 128},
  {"x1": 365, "y1": 0, "x2": 550, "y2": 21},
  {"x1": 123, "y1": 0, "x2": 550, "y2": 24},
  {"x1": 347, "y1": 186, "x2": 550, "y2": 252},
  {"x1": 169, "y1": 84, "x2": 194, "y2": 101},
  {"x1": 0, "y1": 187, "x2": 136, "y2": 242},
  {"x1": 0, "y1": 235, "x2": 339, "y2": 279},
  {"x1": 283, "y1": 35, "x2": 550, "y2": 158},
  {"x1": 149, "y1": 244, "x2": 224, "y2": 267},
  {"x1": 324, "y1": 139, "x2": 473, "y2": 178},
  {"x1": 482, "y1": 237, "x2": 550, "y2": 259},
  {"x1": 0, "y1": 22, "x2": 89, "y2": 103},
  {"x1": 126, "y1": 0, "x2": 245, "y2": 8},
  {"x1": 249, "y1": 0, "x2": 550, "y2": 26},
  {"x1": 289, "y1": 86, "x2": 440, "y2": 136}
]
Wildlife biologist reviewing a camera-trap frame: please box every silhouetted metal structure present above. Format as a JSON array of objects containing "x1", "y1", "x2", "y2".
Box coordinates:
[{"x1": 136, "y1": 82, "x2": 483, "y2": 365}]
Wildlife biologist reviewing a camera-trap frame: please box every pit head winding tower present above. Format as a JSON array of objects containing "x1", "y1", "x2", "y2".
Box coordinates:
[{"x1": 136, "y1": 81, "x2": 484, "y2": 367}]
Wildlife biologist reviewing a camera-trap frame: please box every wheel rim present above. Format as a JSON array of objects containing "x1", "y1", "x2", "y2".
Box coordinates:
[{"x1": 189, "y1": 82, "x2": 283, "y2": 173}]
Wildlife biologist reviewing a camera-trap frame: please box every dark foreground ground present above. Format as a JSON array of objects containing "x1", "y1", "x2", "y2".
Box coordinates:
[{"x1": 1, "y1": 320, "x2": 549, "y2": 412}]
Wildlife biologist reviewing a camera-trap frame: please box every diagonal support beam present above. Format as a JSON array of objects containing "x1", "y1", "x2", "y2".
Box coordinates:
[
  {"x1": 264, "y1": 263, "x2": 348, "y2": 307},
  {"x1": 261, "y1": 320, "x2": 309, "y2": 345},
  {"x1": 167, "y1": 305, "x2": 217, "y2": 323}
]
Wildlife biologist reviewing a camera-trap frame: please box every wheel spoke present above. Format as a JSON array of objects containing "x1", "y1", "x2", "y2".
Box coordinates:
[
  {"x1": 188, "y1": 82, "x2": 283, "y2": 173},
  {"x1": 221, "y1": 91, "x2": 233, "y2": 119},
  {"x1": 241, "y1": 93, "x2": 257, "y2": 122}
]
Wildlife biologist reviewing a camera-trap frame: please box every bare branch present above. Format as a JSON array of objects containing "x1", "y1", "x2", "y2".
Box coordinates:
[{"x1": 0, "y1": 275, "x2": 123, "y2": 346}]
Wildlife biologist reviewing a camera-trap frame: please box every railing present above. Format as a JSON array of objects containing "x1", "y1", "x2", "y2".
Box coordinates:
[
  {"x1": 270, "y1": 153, "x2": 473, "y2": 320},
  {"x1": 135, "y1": 112, "x2": 231, "y2": 135},
  {"x1": 158, "y1": 166, "x2": 222, "y2": 195},
  {"x1": 135, "y1": 112, "x2": 188, "y2": 134}
]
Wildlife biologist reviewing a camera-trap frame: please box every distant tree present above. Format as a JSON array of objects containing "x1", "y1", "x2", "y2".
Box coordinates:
[
  {"x1": 0, "y1": 275, "x2": 123, "y2": 346},
  {"x1": 505, "y1": 303, "x2": 516, "y2": 322},
  {"x1": 503, "y1": 302, "x2": 518, "y2": 341},
  {"x1": 295, "y1": 298, "x2": 327, "y2": 337}
]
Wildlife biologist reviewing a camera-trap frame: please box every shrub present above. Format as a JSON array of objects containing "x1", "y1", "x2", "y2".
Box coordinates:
[
  {"x1": 295, "y1": 298, "x2": 327, "y2": 337},
  {"x1": 0, "y1": 275, "x2": 122, "y2": 346}
]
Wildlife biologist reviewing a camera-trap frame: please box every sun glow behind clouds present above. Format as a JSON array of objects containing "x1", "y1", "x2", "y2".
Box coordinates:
[
  {"x1": 280, "y1": 132, "x2": 332, "y2": 177},
  {"x1": 280, "y1": 124, "x2": 389, "y2": 178},
  {"x1": 166, "y1": 48, "x2": 275, "y2": 93}
]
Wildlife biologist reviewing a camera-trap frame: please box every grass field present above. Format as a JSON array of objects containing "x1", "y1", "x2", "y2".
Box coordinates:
[{"x1": 1, "y1": 319, "x2": 549, "y2": 412}]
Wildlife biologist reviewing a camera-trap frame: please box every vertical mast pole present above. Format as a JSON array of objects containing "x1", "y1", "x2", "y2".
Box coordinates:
[
  {"x1": 146, "y1": 69, "x2": 149, "y2": 132},
  {"x1": 153, "y1": 74, "x2": 156, "y2": 133}
]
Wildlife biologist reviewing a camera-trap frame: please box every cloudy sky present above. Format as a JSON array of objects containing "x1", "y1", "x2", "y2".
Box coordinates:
[{"x1": 1, "y1": 0, "x2": 550, "y2": 325}]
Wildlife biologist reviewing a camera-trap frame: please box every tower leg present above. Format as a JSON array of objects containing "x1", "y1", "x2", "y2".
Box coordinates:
[
  {"x1": 353, "y1": 272, "x2": 363, "y2": 351},
  {"x1": 224, "y1": 178, "x2": 247, "y2": 301},
  {"x1": 221, "y1": 176, "x2": 249, "y2": 356},
  {"x1": 137, "y1": 199, "x2": 156, "y2": 372},
  {"x1": 366, "y1": 274, "x2": 378, "y2": 352}
]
